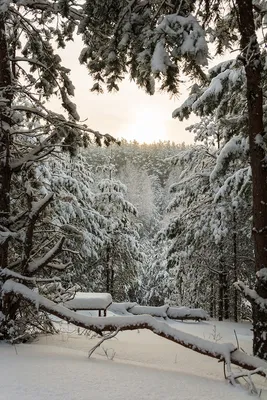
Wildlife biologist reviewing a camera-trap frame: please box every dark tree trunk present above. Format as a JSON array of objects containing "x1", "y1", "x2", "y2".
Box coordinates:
[
  {"x1": 223, "y1": 274, "x2": 230, "y2": 320},
  {"x1": 213, "y1": 284, "x2": 217, "y2": 319},
  {"x1": 236, "y1": 0, "x2": 267, "y2": 359},
  {"x1": 0, "y1": 13, "x2": 13, "y2": 338},
  {"x1": 218, "y1": 249, "x2": 225, "y2": 321},
  {"x1": 209, "y1": 282, "x2": 214, "y2": 318},
  {"x1": 0, "y1": 13, "x2": 12, "y2": 269},
  {"x1": 233, "y1": 211, "x2": 238, "y2": 322},
  {"x1": 106, "y1": 265, "x2": 110, "y2": 293},
  {"x1": 218, "y1": 272, "x2": 224, "y2": 321},
  {"x1": 110, "y1": 268, "x2": 114, "y2": 297},
  {"x1": 106, "y1": 248, "x2": 113, "y2": 295}
]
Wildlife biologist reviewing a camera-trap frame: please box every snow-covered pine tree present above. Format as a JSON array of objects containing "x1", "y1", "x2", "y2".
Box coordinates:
[
  {"x1": 161, "y1": 134, "x2": 254, "y2": 320},
  {"x1": 76, "y1": 1, "x2": 267, "y2": 358},
  {"x1": 92, "y1": 164, "x2": 144, "y2": 301},
  {"x1": 0, "y1": 0, "x2": 117, "y2": 340},
  {"x1": 1, "y1": 0, "x2": 267, "y2": 360},
  {"x1": 118, "y1": 161, "x2": 159, "y2": 235},
  {"x1": 83, "y1": 142, "x2": 184, "y2": 305},
  {"x1": 35, "y1": 153, "x2": 110, "y2": 292},
  {"x1": 84, "y1": 140, "x2": 185, "y2": 230},
  {"x1": 171, "y1": 16, "x2": 262, "y2": 341}
]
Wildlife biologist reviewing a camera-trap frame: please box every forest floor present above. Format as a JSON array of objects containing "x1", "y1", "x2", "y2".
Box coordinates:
[{"x1": 1, "y1": 315, "x2": 266, "y2": 400}]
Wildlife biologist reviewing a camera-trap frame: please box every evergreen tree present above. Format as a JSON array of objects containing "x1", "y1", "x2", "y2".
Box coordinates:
[
  {"x1": 1, "y1": 0, "x2": 267, "y2": 359},
  {"x1": 92, "y1": 164, "x2": 144, "y2": 301},
  {"x1": 0, "y1": 0, "x2": 116, "y2": 339}
]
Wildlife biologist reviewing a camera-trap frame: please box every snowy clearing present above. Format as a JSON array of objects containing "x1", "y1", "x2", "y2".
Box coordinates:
[{"x1": 1, "y1": 317, "x2": 266, "y2": 400}]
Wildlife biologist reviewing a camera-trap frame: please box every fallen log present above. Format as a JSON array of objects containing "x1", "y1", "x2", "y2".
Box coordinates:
[
  {"x1": 108, "y1": 302, "x2": 209, "y2": 321},
  {"x1": 2, "y1": 279, "x2": 267, "y2": 377}
]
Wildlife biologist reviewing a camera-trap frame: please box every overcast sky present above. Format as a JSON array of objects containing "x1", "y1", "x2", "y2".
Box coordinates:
[{"x1": 56, "y1": 39, "x2": 198, "y2": 145}]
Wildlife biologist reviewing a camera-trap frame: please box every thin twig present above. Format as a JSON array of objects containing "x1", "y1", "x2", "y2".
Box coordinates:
[{"x1": 88, "y1": 328, "x2": 120, "y2": 358}]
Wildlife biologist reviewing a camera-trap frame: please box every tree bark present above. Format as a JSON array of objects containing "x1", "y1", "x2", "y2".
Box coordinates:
[
  {"x1": 0, "y1": 12, "x2": 12, "y2": 269},
  {"x1": 209, "y1": 282, "x2": 214, "y2": 318},
  {"x1": 236, "y1": 0, "x2": 267, "y2": 360},
  {"x1": 218, "y1": 272, "x2": 224, "y2": 321},
  {"x1": 106, "y1": 249, "x2": 110, "y2": 293},
  {"x1": 110, "y1": 267, "x2": 114, "y2": 297},
  {"x1": 233, "y1": 211, "x2": 238, "y2": 322},
  {"x1": 223, "y1": 273, "x2": 230, "y2": 320}
]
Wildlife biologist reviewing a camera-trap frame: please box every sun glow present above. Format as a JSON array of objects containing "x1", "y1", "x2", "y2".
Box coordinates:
[{"x1": 119, "y1": 108, "x2": 167, "y2": 144}]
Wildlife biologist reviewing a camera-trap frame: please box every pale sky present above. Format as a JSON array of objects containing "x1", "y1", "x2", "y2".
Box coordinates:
[{"x1": 56, "y1": 39, "x2": 198, "y2": 145}]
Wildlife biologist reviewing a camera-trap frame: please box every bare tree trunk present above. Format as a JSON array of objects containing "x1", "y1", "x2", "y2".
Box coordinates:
[{"x1": 236, "y1": 0, "x2": 267, "y2": 360}]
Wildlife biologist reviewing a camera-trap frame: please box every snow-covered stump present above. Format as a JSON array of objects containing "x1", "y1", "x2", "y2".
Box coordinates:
[{"x1": 2, "y1": 279, "x2": 267, "y2": 378}]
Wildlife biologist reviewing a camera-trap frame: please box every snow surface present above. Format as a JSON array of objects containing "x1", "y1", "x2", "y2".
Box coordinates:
[{"x1": 1, "y1": 317, "x2": 266, "y2": 400}]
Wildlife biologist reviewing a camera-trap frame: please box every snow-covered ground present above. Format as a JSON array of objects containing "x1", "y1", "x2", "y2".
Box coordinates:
[{"x1": 1, "y1": 316, "x2": 266, "y2": 400}]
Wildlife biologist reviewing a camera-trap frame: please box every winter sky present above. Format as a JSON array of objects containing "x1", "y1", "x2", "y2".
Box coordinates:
[{"x1": 57, "y1": 39, "x2": 197, "y2": 144}]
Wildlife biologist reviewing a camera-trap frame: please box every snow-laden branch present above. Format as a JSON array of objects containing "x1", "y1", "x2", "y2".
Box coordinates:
[
  {"x1": 30, "y1": 193, "x2": 54, "y2": 219},
  {"x1": 0, "y1": 228, "x2": 22, "y2": 245},
  {"x1": 46, "y1": 262, "x2": 71, "y2": 270},
  {"x1": 27, "y1": 237, "x2": 65, "y2": 273},
  {"x1": 11, "y1": 132, "x2": 56, "y2": 172},
  {"x1": 235, "y1": 281, "x2": 267, "y2": 311},
  {"x1": 21, "y1": 192, "x2": 54, "y2": 270},
  {"x1": 15, "y1": 0, "x2": 84, "y2": 21},
  {"x1": 2, "y1": 279, "x2": 267, "y2": 376},
  {"x1": 11, "y1": 106, "x2": 116, "y2": 155},
  {"x1": 0, "y1": 268, "x2": 61, "y2": 283}
]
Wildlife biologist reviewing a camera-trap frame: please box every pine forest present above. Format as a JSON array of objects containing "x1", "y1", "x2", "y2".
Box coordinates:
[{"x1": 1, "y1": 1, "x2": 267, "y2": 398}]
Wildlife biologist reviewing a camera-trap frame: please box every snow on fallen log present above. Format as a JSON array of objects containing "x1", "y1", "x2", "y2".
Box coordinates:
[
  {"x1": 2, "y1": 279, "x2": 267, "y2": 376},
  {"x1": 167, "y1": 306, "x2": 209, "y2": 320},
  {"x1": 129, "y1": 305, "x2": 169, "y2": 318},
  {"x1": 108, "y1": 303, "x2": 208, "y2": 320},
  {"x1": 108, "y1": 302, "x2": 137, "y2": 315}
]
